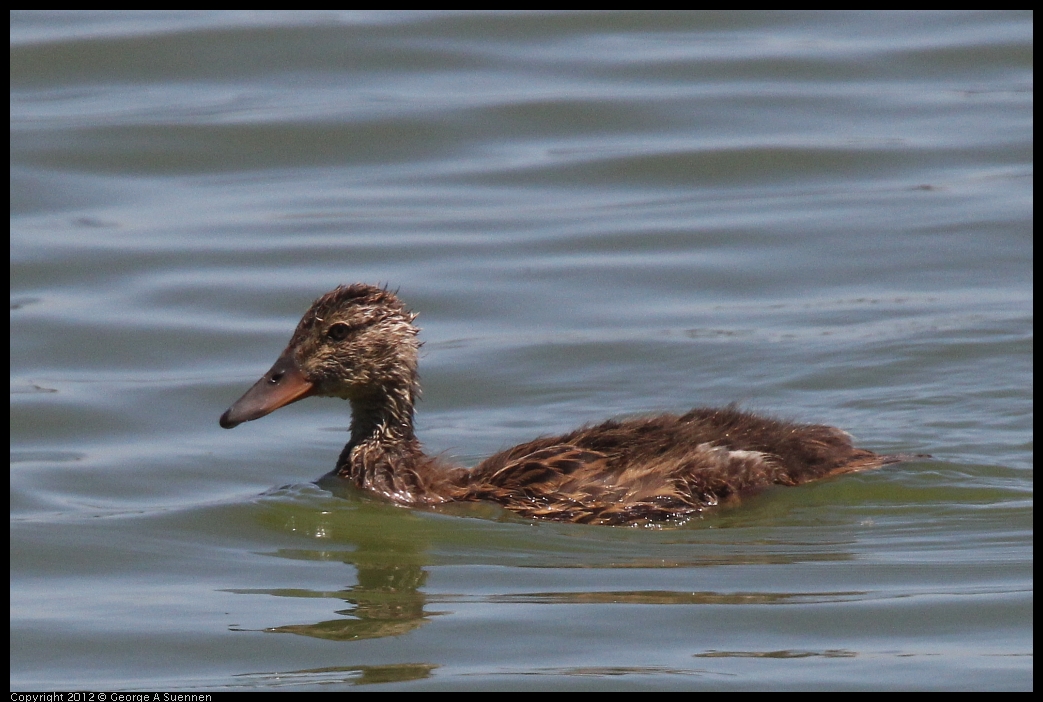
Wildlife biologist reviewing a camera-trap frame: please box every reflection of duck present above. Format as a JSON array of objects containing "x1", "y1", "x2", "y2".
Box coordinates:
[{"x1": 221, "y1": 284, "x2": 921, "y2": 525}]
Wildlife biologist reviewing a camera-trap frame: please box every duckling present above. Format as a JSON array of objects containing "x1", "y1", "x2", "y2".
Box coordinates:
[{"x1": 221, "y1": 284, "x2": 921, "y2": 525}]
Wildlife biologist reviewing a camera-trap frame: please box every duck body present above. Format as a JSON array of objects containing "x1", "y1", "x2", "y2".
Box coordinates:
[{"x1": 221, "y1": 284, "x2": 917, "y2": 526}]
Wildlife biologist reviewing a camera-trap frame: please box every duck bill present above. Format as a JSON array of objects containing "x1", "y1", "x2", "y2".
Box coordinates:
[{"x1": 219, "y1": 355, "x2": 315, "y2": 429}]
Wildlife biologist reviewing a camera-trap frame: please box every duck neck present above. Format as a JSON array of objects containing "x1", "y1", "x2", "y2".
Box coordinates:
[
  {"x1": 348, "y1": 387, "x2": 419, "y2": 449},
  {"x1": 336, "y1": 383, "x2": 426, "y2": 500}
]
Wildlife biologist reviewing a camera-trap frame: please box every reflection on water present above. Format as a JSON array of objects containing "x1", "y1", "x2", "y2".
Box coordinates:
[
  {"x1": 262, "y1": 563, "x2": 432, "y2": 641},
  {"x1": 695, "y1": 649, "x2": 856, "y2": 659},
  {"x1": 231, "y1": 481, "x2": 884, "y2": 648},
  {"x1": 234, "y1": 663, "x2": 438, "y2": 687},
  {"x1": 233, "y1": 489, "x2": 437, "y2": 642}
]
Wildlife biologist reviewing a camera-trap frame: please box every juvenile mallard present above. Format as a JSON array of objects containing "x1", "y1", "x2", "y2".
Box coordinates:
[{"x1": 221, "y1": 284, "x2": 921, "y2": 525}]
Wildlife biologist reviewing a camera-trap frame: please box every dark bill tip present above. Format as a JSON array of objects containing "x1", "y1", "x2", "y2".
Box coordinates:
[{"x1": 219, "y1": 355, "x2": 315, "y2": 429}]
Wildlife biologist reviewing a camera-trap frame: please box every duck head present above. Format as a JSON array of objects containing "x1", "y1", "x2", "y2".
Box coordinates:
[{"x1": 219, "y1": 284, "x2": 421, "y2": 430}]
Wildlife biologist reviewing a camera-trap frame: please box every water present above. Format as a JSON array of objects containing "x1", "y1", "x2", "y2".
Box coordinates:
[{"x1": 10, "y1": 11, "x2": 1032, "y2": 690}]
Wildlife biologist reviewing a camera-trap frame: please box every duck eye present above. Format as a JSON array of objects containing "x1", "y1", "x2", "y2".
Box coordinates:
[{"x1": 327, "y1": 322, "x2": 353, "y2": 341}]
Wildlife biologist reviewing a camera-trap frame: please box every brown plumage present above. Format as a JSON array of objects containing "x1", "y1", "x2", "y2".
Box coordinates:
[{"x1": 220, "y1": 284, "x2": 922, "y2": 525}]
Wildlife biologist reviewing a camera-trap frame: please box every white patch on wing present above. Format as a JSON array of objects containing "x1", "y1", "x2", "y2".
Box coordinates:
[{"x1": 695, "y1": 443, "x2": 770, "y2": 466}]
